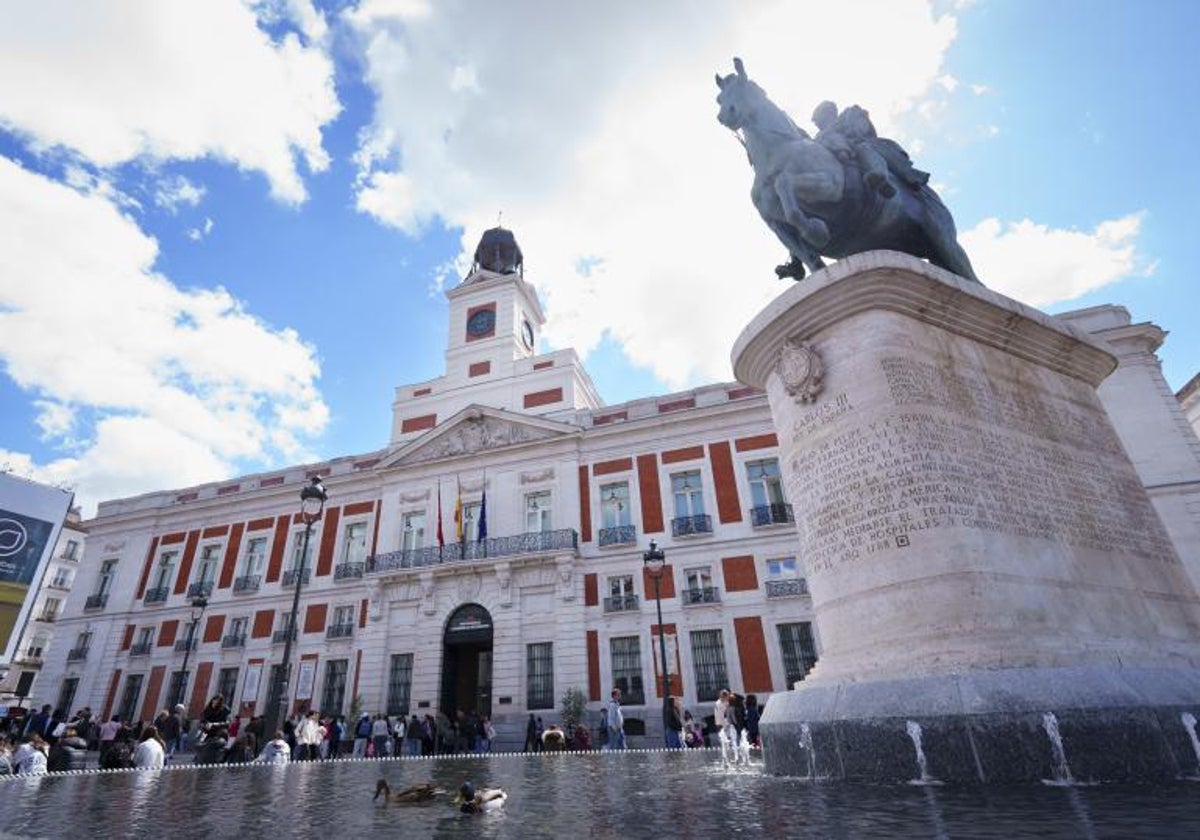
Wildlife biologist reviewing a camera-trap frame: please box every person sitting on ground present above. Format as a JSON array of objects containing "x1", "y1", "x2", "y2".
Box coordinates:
[
  {"x1": 47, "y1": 726, "x2": 88, "y2": 772},
  {"x1": 14, "y1": 734, "x2": 48, "y2": 775},
  {"x1": 256, "y1": 731, "x2": 291, "y2": 764},
  {"x1": 133, "y1": 725, "x2": 166, "y2": 770}
]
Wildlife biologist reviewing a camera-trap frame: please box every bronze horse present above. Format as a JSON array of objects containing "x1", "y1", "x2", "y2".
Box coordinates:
[{"x1": 716, "y1": 58, "x2": 979, "y2": 283}]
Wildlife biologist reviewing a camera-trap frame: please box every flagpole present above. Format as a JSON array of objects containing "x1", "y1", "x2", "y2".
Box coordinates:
[{"x1": 480, "y1": 467, "x2": 488, "y2": 559}]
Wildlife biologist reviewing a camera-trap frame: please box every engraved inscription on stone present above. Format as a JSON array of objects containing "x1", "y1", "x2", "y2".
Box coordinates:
[{"x1": 789, "y1": 356, "x2": 1176, "y2": 574}]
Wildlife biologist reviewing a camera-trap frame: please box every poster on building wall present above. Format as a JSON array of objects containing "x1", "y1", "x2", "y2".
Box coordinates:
[
  {"x1": 650, "y1": 627, "x2": 681, "y2": 696},
  {"x1": 296, "y1": 660, "x2": 316, "y2": 700},
  {"x1": 0, "y1": 474, "x2": 73, "y2": 667},
  {"x1": 242, "y1": 664, "x2": 262, "y2": 704}
]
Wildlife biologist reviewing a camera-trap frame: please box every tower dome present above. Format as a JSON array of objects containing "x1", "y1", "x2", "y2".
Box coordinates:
[{"x1": 471, "y1": 226, "x2": 523, "y2": 276}]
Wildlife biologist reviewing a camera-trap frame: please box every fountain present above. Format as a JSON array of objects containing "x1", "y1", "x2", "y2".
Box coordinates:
[
  {"x1": 906, "y1": 721, "x2": 939, "y2": 785},
  {"x1": 1041, "y1": 713, "x2": 1075, "y2": 786},
  {"x1": 798, "y1": 723, "x2": 817, "y2": 780},
  {"x1": 1182, "y1": 712, "x2": 1200, "y2": 778}
]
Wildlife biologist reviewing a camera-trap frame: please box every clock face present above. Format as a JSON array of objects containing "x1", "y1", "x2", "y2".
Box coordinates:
[
  {"x1": 467, "y1": 308, "x2": 495, "y2": 337},
  {"x1": 522, "y1": 319, "x2": 534, "y2": 349}
]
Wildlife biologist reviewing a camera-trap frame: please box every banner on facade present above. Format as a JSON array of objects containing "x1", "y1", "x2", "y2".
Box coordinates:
[
  {"x1": 242, "y1": 663, "x2": 262, "y2": 704},
  {"x1": 0, "y1": 474, "x2": 73, "y2": 667},
  {"x1": 296, "y1": 660, "x2": 316, "y2": 700},
  {"x1": 650, "y1": 625, "x2": 683, "y2": 698}
]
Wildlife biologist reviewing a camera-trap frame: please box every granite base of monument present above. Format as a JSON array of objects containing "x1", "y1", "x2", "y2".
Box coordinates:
[{"x1": 732, "y1": 251, "x2": 1200, "y2": 783}]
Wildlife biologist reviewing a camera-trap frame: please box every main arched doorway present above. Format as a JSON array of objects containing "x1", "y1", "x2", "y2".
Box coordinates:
[{"x1": 440, "y1": 603, "x2": 493, "y2": 719}]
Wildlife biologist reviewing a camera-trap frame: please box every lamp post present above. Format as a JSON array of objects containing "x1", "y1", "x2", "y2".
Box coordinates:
[
  {"x1": 263, "y1": 476, "x2": 327, "y2": 738},
  {"x1": 643, "y1": 539, "x2": 673, "y2": 747},
  {"x1": 174, "y1": 595, "x2": 209, "y2": 707}
]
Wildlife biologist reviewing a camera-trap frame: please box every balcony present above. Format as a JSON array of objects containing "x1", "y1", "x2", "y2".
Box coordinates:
[
  {"x1": 221, "y1": 634, "x2": 246, "y2": 649},
  {"x1": 60, "y1": 549, "x2": 79, "y2": 562},
  {"x1": 751, "y1": 503, "x2": 795, "y2": 527},
  {"x1": 765, "y1": 578, "x2": 809, "y2": 599},
  {"x1": 682, "y1": 586, "x2": 721, "y2": 606},
  {"x1": 334, "y1": 562, "x2": 364, "y2": 581},
  {"x1": 130, "y1": 642, "x2": 152, "y2": 656},
  {"x1": 671, "y1": 514, "x2": 713, "y2": 538},
  {"x1": 272, "y1": 628, "x2": 297, "y2": 644},
  {"x1": 84, "y1": 593, "x2": 108, "y2": 610},
  {"x1": 143, "y1": 587, "x2": 169, "y2": 605},
  {"x1": 36, "y1": 612, "x2": 57, "y2": 623},
  {"x1": 234, "y1": 575, "x2": 261, "y2": 594},
  {"x1": 598, "y1": 525, "x2": 637, "y2": 548},
  {"x1": 46, "y1": 580, "x2": 72, "y2": 592},
  {"x1": 187, "y1": 581, "x2": 214, "y2": 599},
  {"x1": 174, "y1": 638, "x2": 197, "y2": 653},
  {"x1": 325, "y1": 623, "x2": 354, "y2": 640},
  {"x1": 66, "y1": 647, "x2": 89, "y2": 662},
  {"x1": 281, "y1": 568, "x2": 311, "y2": 587},
  {"x1": 16, "y1": 654, "x2": 43, "y2": 666},
  {"x1": 368, "y1": 528, "x2": 579, "y2": 573},
  {"x1": 603, "y1": 594, "x2": 640, "y2": 613}
]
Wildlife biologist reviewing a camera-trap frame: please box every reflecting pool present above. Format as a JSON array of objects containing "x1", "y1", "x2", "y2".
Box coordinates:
[{"x1": 2, "y1": 749, "x2": 1199, "y2": 839}]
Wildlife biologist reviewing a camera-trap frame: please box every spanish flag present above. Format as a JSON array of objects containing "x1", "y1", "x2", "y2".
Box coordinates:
[{"x1": 454, "y1": 479, "x2": 464, "y2": 543}]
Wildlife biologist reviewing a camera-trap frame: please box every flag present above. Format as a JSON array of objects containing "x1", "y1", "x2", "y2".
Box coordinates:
[
  {"x1": 454, "y1": 478, "x2": 463, "y2": 543},
  {"x1": 477, "y1": 488, "x2": 488, "y2": 542},
  {"x1": 436, "y1": 481, "x2": 444, "y2": 548}
]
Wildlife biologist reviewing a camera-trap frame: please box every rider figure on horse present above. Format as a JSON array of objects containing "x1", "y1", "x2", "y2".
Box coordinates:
[{"x1": 812, "y1": 101, "x2": 930, "y2": 201}]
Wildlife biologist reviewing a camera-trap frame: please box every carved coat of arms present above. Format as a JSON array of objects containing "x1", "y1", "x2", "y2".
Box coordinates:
[{"x1": 778, "y1": 339, "x2": 824, "y2": 403}]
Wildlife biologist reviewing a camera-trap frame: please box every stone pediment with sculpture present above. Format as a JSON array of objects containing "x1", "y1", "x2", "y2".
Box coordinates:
[{"x1": 382, "y1": 406, "x2": 576, "y2": 468}]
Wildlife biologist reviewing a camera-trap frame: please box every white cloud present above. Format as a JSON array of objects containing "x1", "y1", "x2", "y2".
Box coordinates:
[
  {"x1": 0, "y1": 0, "x2": 340, "y2": 203},
  {"x1": 346, "y1": 0, "x2": 964, "y2": 388},
  {"x1": 961, "y1": 213, "x2": 1147, "y2": 307},
  {"x1": 187, "y1": 217, "x2": 216, "y2": 241},
  {"x1": 155, "y1": 175, "x2": 206, "y2": 213},
  {"x1": 0, "y1": 156, "x2": 328, "y2": 514}
]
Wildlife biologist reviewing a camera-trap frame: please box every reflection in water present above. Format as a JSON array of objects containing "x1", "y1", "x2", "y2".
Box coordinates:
[{"x1": 1, "y1": 751, "x2": 1199, "y2": 839}]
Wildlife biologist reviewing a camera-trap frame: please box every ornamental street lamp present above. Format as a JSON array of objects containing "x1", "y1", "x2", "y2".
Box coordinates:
[
  {"x1": 643, "y1": 539, "x2": 673, "y2": 747},
  {"x1": 263, "y1": 476, "x2": 327, "y2": 738},
  {"x1": 174, "y1": 595, "x2": 209, "y2": 707}
]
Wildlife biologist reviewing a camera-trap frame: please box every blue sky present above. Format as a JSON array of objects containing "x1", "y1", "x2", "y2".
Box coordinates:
[{"x1": 0, "y1": 0, "x2": 1196, "y2": 514}]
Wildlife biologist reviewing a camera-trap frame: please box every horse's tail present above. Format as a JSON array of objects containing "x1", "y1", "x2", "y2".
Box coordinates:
[{"x1": 374, "y1": 779, "x2": 390, "y2": 800}]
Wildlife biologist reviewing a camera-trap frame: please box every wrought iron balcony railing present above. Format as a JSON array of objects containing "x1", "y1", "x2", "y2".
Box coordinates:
[
  {"x1": 750, "y1": 503, "x2": 794, "y2": 527},
  {"x1": 597, "y1": 525, "x2": 636, "y2": 548},
  {"x1": 66, "y1": 647, "x2": 89, "y2": 662},
  {"x1": 222, "y1": 634, "x2": 246, "y2": 649},
  {"x1": 130, "y1": 642, "x2": 152, "y2": 656},
  {"x1": 272, "y1": 628, "x2": 297, "y2": 644},
  {"x1": 46, "y1": 580, "x2": 72, "y2": 591},
  {"x1": 281, "y1": 568, "x2": 311, "y2": 587},
  {"x1": 334, "y1": 562, "x2": 365, "y2": 581},
  {"x1": 367, "y1": 528, "x2": 579, "y2": 574},
  {"x1": 682, "y1": 586, "x2": 721, "y2": 606},
  {"x1": 765, "y1": 578, "x2": 809, "y2": 598},
  {"x1": 234, "y1": 574, "x2": 261, "y2": 593},
  {"x1": 175, "y1": 638, "x2": 197, "y2": 653},
  {"x1": 84, "y1": 593, "x2": 108, "y2": 610},
  {"x1": 671, "y1": 514, "x2": 713, "y2": 538},
  {"x1": 187, "y1": 581, "x2": 214, "y2": 599},
  {"x1": 603, "y1": 594, "x2": 640, "y2": 613},
  {"x1": 60, "y1": 549, "x2": 80, "y2": 562},
  {"x1": 326, "y1": 623, "x2": 354, "y2": 639},
  {"x1": 143, "y1": 587, "x2": 169, "y2": 605}
]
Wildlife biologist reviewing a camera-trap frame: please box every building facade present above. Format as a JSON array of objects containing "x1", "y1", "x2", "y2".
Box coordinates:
[
  {"x1": 0, "y1": 508, "x2": 87, "y2": 708},
  {"x1": 36, "y1": 233, "x2": 818, "y2": 745}
]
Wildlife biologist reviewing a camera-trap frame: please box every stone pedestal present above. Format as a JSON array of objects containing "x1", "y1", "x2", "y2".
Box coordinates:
[{"x1": 732, "y1": 251, "x2": 1200, "y2": 783}]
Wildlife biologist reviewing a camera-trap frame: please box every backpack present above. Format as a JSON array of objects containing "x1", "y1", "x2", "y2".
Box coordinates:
[{"x1": 356, "y1": 718, "x2": 372, "y2": 738}]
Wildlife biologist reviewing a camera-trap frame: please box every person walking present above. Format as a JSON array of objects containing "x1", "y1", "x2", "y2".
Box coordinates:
[
  {"x1": 606, "y1": 688, "x2": 626, "y2": 750},
  {"x1": 353, "y1": 713, "x2": 371, "y2": 757},
  {"x1": 133, "y1": 726, "x2": 166, "y2": 769},
  {"x1": 405, "y1": 714, "x2": 423, "y2": 756},
  {"x1": 371, "y1": 714, "x2": 390, "y2": 758},
  {"x1": 523, "y1": 714, "x2": 538, "y2": 752},
  {"x1": 98, "y1": 715, "x2": 122, "y2": 764},
  {"x1": 296, "y1": 711, "x2": 322, "y2": 761},
  {"x1": 665, "y1": 697, "x2": 684, "y2": 749}
]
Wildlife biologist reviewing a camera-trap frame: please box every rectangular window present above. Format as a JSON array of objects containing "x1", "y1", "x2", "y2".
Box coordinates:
[
  {"x1": 50, "y1": 568, "x2": 73, "y2": 588},
  {"x1": 97, "y1": 559, "x2": 118, "y2": 596},
  {"x1": 526, "y1": 642, "x2": 554, "y2": 710},
  {"x1": 778, "y1": 622, "x2": 819, "y2": 685},
  {"x1": 118, "y1": 674, "x2": 144, "y2": 722},
  {"x1": 136, "y1": 628, "x2": 155, "y2": 648},
  {"x1": 217, "y1": 667, "x2": 239, "y2": 705},
  {"x1": 320, "y1": 659, "x2": 349, "y2": 715},
  {"x1": 690, "y1": 629, "x2": 728, "y2": 702},
  {"x1": 197, "y1": 545, "x2": 221, "y2": 582},
  {"x1": 243, "y1": 538, "x2": 267, "y2": 575},
  {"x1": 671, "y1": 470, "x2": 705, "y2": 517},
  {"x1": 747, "y1": 458, "x2": 786, "y2": 507},
  {"x1": 609, "y1": 636, "x2": 645, "y2": 705},
  {"x1": 402, "y1": 512, "x2": 426, "y2": 551},
  {"x1": 600, "y1": 483, "x2": 631, "y2": 528},
  {"x1": 461, "y1": 501, "x2": 482, "y2": 542},
  {"x1": 41, "y1": 597, "x2": 61, "y2": 620},
  {"x1": 332, "y1": 605, "x2": 355, "y2": 627},
  {"x1": 154, "y1": 552, "x2": 177, "y2": 590},
  {"x1": 63, "y1": 539, "x2": 79, "y2": 560},
  {"x1": 288, "y1": 531, "x2": 314, "y2": 572},
  {"x1": 267, "y1": 664, "x2": 288, "y2": 701},
  {"x1": 767, "y1": 557, "x2": 799, "y2": 578},
  {"x1": 608, "y1": 575, "x2": 634, "y2": 598},
  {"x1": 74, "y1": 630, "x2": 91, "y2": 651},
  {"x1": 525, "y1": 491, "x2": 552, "y2": 533},
  {"x1": 341, "y1": 522, "x2": 368, "y2": 565},
  {"x1": 229, "y1": 617, "x2": 248, "y2": 638},
  {"x1": 387, "y1": 653, "x2": 414, "y2": 716},
  {"x1": 167, "y1": 670, "x2": 187, "y2": 707},
  {"x1": 57, "y1": 677, "x2": 79, "y2": 715}
]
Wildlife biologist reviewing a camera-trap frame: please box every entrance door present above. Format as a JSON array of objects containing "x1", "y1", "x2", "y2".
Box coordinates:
[{"x1": 441, "y1": 604, "x2": 493, "y2": 719}]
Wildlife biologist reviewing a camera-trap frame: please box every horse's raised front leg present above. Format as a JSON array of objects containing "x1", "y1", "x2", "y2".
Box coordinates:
[{"x1": 773, "y1": 173, "x2": 838, "y2": 250}]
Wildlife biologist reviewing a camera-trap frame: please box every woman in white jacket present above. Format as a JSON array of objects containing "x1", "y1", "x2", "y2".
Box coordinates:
[{"x1": 133, "y1": 726, "x2": 165, "y2": 770}]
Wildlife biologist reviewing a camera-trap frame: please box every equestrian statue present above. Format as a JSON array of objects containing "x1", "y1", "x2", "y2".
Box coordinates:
[{"x1": 715, "y1": 58, "x2": 980, "y2": 283}]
